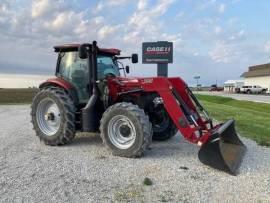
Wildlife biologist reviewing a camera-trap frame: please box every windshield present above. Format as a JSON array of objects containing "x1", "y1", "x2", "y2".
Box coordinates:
[{"x1": 97, "y1": 55, "x2": 120, "y2": 79}]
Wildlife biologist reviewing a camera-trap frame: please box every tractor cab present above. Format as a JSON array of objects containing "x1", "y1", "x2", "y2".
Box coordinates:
[{"x1": 54, "y1": 44, "x2": 138, "y2": 103}]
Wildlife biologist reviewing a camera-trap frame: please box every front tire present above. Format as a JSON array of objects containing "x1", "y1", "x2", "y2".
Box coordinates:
[
  {"x1": 150, "y1": 107, "x2": 178, "y2": 141},
  {"x1": 100, "y1": 102, "x2": 152, "y2": 157},
  {"x1": 31, "y1": 86, "x2": 76, "y2": 145}
]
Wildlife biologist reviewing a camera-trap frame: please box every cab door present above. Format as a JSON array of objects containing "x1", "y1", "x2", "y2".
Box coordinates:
[{"x1": 58, "y1": 51, "x2": 90, "y2": 103}]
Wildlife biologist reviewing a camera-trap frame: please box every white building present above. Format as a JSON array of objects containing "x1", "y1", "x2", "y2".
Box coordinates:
[
  {"x1": 224, "y1": 80, "x2": 244, "y2": 92},
  {"x1": 241, "y1": 63, "x2": 270, "y2": 92}
]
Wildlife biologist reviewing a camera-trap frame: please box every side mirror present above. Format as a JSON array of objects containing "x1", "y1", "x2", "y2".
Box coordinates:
[
  {"x1": 125, "y1": 66, "x2": 130, "y2": 74},
  {"x1": 131, "y1": 54, "x2": 138, "y2": 63},
  {"x1": 78, "y1": 44, "x2": 88, "y2": 59}
]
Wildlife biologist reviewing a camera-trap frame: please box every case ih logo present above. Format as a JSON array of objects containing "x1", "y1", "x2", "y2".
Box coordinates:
[
  {"x1": 145, "y1": 47, "x2": 171, "y2": 55},
  {"x1": 142, "y1": 42, "x2": 173, "y2": 64}
]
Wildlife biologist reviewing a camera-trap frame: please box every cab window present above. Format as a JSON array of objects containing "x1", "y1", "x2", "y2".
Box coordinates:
[
  {"x1": 59, "y1": 52, "x2": 88, "y2": 82},
  {"x1": 58, "y1": 51, "x2": 120, "y2": 103},
  {"x1": 58, "y1": 52, "x2": 88, "y2": 102},
  {"x1": 97, "y1": 55, "x2": 120, "y2": 79},
  {"x1": 59, "y1": 52, "x2": 120, "y2": 80}
]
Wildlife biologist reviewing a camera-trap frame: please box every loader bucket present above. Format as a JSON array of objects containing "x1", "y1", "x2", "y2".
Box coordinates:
[{"x1": 198, "y1": 119, "x2": 246, "y2": 175}]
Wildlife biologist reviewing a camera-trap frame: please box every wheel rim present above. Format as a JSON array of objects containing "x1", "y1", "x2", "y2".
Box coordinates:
[
  {"x1": 108, "y1": 115, "x2": 136, "y2": 149},
  {"x1": 36, "y1": 98, "x2": 61, "y2": 136}
]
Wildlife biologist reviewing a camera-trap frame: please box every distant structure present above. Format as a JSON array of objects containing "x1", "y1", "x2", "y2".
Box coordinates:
[
  {"x1": 241, "y1": 63, "x2": 270, "y2": 92},
  {"x1": 224, "y1": 80, "x2": 244, "y2": 92}
]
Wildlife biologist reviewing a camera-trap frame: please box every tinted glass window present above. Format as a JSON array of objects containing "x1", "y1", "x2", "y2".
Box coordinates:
[
  {"x1": 97, "y1": 56, "x2": 120, "y2": 79},
  {"x1": 59, "y1": 52, "x2": 88, "y2": 81},
  {"x1": 59, "y1": 52, "x2": 120, "y2": 80},
  {"x1": 58, "y1": 52, "x2": 121, "y2": 103},
  {"x1": 59, "y1": 52, "x2": 89, "y2": 102}
]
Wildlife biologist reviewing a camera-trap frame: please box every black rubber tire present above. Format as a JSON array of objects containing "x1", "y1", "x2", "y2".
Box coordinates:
[
  {"x1": 31, "y1": 86, "x2": 76, "y2": 146},
  {"x1": 100, "y1": 102, "x2": 152, "y2": 158},
  {"x1": 151, "y1": 109, "x2": 178, "y2": 141}
]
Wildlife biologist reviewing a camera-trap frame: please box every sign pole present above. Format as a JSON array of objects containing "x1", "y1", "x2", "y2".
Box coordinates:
[{"x1": 157, "y1": 63, "x2": 168, "y2": 77}]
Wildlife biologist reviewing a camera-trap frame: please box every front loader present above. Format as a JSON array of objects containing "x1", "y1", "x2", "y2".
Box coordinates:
[{"x1": 31, "y1": 41, "x2": 246, "y2": 175}]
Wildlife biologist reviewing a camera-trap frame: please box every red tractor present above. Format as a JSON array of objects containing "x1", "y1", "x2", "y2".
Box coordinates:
[{"x1": 31, "y1": 41, "x2": 246, "y2": 175}]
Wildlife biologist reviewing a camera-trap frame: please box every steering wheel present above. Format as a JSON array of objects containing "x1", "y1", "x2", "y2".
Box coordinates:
[{"x1": 104, "y1": 73, "x2": 116, "y2": 78}]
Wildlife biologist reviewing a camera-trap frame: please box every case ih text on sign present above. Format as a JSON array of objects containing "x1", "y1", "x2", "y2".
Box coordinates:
[
  {"x1": 146, "y1": 47, "x2": 171, "y2": 54},
  {"x1": 142, "y1": 41, "x2": 173, "y2": 64}
]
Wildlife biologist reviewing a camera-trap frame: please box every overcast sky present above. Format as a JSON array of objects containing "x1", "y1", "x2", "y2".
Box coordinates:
[{"x1": 0, "y1": 0, "x2": 270, "y2": 87}]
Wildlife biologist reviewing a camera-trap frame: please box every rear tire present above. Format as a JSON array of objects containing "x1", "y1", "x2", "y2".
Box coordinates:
[
  {"x1": 100, "y1": 102, "x2": 152, "y2": 157},
  {"x1": 31, "y1": 86, "x2": 76, "y2": 145}
]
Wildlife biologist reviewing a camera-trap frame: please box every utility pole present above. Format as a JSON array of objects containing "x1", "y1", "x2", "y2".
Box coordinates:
[{"x1": 194, "y1": 76, "x2": 200, "y2": 90}]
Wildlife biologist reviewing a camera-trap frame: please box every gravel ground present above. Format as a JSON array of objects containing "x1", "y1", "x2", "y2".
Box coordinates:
[{"x1": 0, "y1": 105, "x2": 270, "y2": 203}]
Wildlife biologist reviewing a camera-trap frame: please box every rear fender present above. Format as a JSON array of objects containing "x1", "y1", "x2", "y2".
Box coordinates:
[{"x1": 39, "y1": 77, "x2": 79, "y2": 105}]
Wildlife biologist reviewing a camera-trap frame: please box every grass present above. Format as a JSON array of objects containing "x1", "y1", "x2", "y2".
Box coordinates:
[
  {"x1": 196, "y1": 94, "x2": 270, "y2": 146},
  {"x1": 143, "y1": 177, "x2": 153, "y2": 186},
  {"x1": 0, "y1": 88, "x2": 37, "y2": 104}
]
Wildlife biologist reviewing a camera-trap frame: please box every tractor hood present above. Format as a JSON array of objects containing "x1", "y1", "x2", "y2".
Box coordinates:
[
  {"x1": 113, "y1": 77, "x2": 189, "y2": 91},
  {"x1": 107, "y1": 76, "x2": 189, "y2": 101}
]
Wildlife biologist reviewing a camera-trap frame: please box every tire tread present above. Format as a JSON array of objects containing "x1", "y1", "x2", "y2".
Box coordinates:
[
  {"x1": 100, "y1": 102, "x2": 152, "y2": 158},
  {"x1": 31, "y1": 86, "x2": 76, "y2": 146}
]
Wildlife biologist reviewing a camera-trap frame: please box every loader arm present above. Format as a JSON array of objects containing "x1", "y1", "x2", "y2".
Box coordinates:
[
  {"x1": 136, "y1": 77, "x2": 211, "y2": 145},
  {"x1": 129, "y1": 76, "x2": 246, "y2": 175}
]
